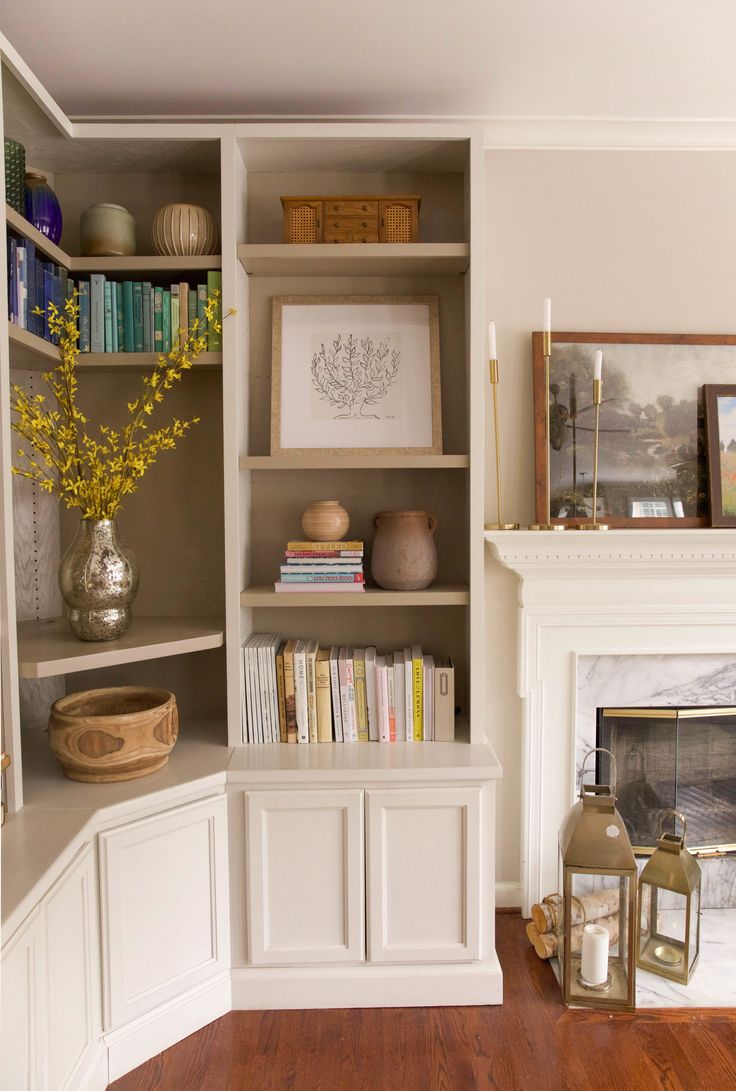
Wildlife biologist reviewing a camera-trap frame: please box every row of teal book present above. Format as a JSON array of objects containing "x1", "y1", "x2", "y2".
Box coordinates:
[{"x1": 77, "y1": 272, "x2": 222, "y2": 353}]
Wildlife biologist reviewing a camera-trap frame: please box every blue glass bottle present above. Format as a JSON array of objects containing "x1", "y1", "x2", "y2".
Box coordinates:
[{"x1": 24, "y1": 171, "x2": 62, "y2": 244}]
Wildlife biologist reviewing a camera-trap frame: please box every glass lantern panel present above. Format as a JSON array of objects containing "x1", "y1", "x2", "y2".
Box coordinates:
[
  {"x1": 563, "y1": 869, "x2": 633, "y2": 1006},
  {"x1": 639, "y1": 880, "x2": 688, "y2": 975},
  {"x1": 688, "y1": 885, "x2": 701, "y2": 973}
]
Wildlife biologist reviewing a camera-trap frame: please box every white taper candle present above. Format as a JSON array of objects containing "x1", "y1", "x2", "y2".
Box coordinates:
[
  {"x1": 581, "y1": 922, "x2": 609, "y2": 985},
  {"x1": 488, "y1": 321, "x2": 497, "y2": 360},
  {"x1": 594, "y1": 350, "x2": 603, "y2": 381},
  {"x1": 543, "y1": 298, "x2": 552, "y2": 333}
]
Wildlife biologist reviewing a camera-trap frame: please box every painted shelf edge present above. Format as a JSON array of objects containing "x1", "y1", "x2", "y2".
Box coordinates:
[
  {"x1": 6, "y1": 205, "x2": 69, "y2": 266},
  {"x1": 240, "y1": 584, "x2": 470, "y2": 607},
  {"x1": 7, "y1": 326, "x2": 222, "y2": 371},
  {"x1": 237, "y1": 242, "x2": 470, "y2": 277},
  {"x1": 17, "y1": 616, "x2": 224, "y2": 678},
  {"x1": 240, "y1": 454, "x2": 470, "y2": 470}
]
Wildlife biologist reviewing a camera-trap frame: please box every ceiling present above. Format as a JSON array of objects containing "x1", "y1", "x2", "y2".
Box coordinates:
[{"x1": 2, "y1": 1, "x2": 736, "y2": 120}]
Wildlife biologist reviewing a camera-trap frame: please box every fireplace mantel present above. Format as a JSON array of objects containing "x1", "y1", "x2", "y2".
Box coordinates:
[{"x1": 484, "y1": 529, "x2": 736, "y2": 915}]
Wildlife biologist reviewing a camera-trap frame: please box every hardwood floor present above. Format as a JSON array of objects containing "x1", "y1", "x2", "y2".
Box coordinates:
[{"x1": 108, "y1": 912, "x2": 736, "y2": 1091}]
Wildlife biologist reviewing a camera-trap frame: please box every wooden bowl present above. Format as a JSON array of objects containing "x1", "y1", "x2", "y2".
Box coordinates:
[{"x1": 48, "y1": 686, "x2": 178, "y2": 783}]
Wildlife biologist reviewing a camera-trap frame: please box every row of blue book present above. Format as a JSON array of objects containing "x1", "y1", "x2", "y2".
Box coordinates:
[{"x1": 7, "y1": 235, "x2": 70, "y2": 342}]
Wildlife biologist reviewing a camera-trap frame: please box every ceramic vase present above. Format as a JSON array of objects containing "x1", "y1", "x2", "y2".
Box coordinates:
[
  {"x1": 151, "y1": 203, "x2": 218, "y2": 256},
  {"x1": 24, "y1": 171, "x2": 62, "y2": 244},
  {"x1": 59, "y1": 519, "x2": 139, "y2": 641},
  {"x1": 370, "y1": 510, "x2": 438, "y2": 591},
  {"x1": 80, "y1": 202, "x2": 136, "y2": 256},
  {"x1": 301, "y1": 500, "x2": 350, "y2": 542}
]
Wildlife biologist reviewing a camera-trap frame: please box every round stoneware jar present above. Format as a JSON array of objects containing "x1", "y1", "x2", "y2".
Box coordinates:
[
  {"x1": 80, "y1": 202, "x2": 136, "y2": 256},
  {"x1": 370, "y1": 510, "x2": 438, "y2": 591},
  {"x1": 151, "y1": 202, "x2": 218, "y2": 256},
  {"x1": 301, "y1": 500, "x2": 350, "y2": 542}
]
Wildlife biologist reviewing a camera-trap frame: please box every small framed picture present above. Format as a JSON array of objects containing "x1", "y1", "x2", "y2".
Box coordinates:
[
  {"x1": 271, "y1": 295, "x2": 442, "y2": 455},
  {"x1": 704, "y1": 384, "x2": 736, "y2": 526}
]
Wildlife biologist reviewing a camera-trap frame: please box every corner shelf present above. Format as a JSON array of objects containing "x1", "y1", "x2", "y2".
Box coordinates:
[
  {"x1": 239, "y1": 454, "x2": 469, "y2": 471},
  {"x1": 238, "y1": 242, "x2": 469, "y2": 277},
  {"x1": 240, "y1": 585, "x2": 470, "y2": 607},
  {"x1": 8, "y1": 326, "x2": 222, "y2": 371},
  {"x1": 17, "y1": 616, "x2": 224, "y2": 679}
]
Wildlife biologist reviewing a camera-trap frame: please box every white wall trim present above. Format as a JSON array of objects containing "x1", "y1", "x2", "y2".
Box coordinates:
[
  {"x1": 495, "y1": 881, "x2": 522, "y2": 909},
  {"x1": 484, "y1": 117, "x2": 736, "y2": 151}
]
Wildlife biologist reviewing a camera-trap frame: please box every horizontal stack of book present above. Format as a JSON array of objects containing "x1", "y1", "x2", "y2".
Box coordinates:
[
  {"x1": 75, "y1": 273, "x2": 222, "y2": 353},
  {"x1": 7, "y1": 236, "x2": 70, "y2": 342},
  {"x1": 274, "y1": 539, "x2": 365, "y2": 593},
  {"x1": 241, "y1": 635, "x2": 455, "y2": 745}
]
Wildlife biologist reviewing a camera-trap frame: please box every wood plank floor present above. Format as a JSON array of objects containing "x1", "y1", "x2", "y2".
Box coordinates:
[{"x1": 108, "y1": 912, "x2": 736, "y2": 1091}]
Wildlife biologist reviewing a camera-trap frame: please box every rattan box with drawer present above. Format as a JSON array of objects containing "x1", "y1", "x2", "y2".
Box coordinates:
[{"x1": 280, "y1": 195, "x2": 420, "y2": 243}]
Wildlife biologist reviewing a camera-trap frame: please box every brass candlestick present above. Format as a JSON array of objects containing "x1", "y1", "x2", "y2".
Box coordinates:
[
  {"x1": 577, "y1": 377, "x2": 609, "y2": 531},
  {"x1": 484, "y1": 357, "x2": 519, "y2": 531},
  {"x1": 530, "y1": 329, "x2": 565, "y2": 531}
]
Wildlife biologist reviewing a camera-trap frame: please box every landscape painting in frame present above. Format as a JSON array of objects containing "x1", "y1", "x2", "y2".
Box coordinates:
[
  {"x1": 704, "y1": 384, "x2": 736, "y2": 527},
  {"x1": 532, "y1": 333, "x2": 736, "y2": 527},
  {"x1": 271, "y1": 295, "x2": 442, "y2": 455}
]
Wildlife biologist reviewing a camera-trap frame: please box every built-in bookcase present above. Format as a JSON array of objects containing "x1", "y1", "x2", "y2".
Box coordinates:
[{"x1": 226, "y1": 125, "x2": 486, "y2": 748}]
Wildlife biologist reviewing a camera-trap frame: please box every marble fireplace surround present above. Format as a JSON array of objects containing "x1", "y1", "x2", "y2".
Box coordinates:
[{"x1": 484, "y1": 529, "x2": 736, "y2": 917}]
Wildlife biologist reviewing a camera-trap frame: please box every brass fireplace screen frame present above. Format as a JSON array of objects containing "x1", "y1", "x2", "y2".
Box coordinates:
[{"x1": 597, "y1": 707, "x2": 736, "y2": 857}]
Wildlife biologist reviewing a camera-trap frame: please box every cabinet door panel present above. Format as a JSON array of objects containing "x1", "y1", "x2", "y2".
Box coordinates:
[
  {"x1": 45, "y1": 844, "x2": 99, "y2": 1091},
  {"x1": 100, "y1": 794, "x2": 229, "y2": 1029},
  {"x1": 366, "y1": 786, "x2": 480, "y2": 963},
  {"x1": 0, "y1": 909, "x2": 45, "y2": 1091},
  {"x1": 245, "y1": 789, "x2": 364, "y2": 965}
]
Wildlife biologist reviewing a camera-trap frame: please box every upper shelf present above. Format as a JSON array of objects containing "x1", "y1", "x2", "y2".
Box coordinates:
[
  {"x1": 7, "y1": 325, "x2": 223, "y2": 372},
  {"x1": 240, "y1": 454, "x2": 469, "y2": 470},
  {"x1": 241, "y1": 584, "x2": 470, "y2": 607},
  {"x1": 6, "y1": 206, "x2": 222, "y2": 274},
  {"x1": 17, "y1": 615, "x2": 224, "y2": 679},
  {"x1": 237, "y1": 242, "x2": 469, "y2": 277}
]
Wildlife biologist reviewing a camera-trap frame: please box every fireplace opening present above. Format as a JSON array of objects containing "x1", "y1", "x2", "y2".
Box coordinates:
[{"x1": 595, "y1": 707, "x2": 736, "y2": 855}]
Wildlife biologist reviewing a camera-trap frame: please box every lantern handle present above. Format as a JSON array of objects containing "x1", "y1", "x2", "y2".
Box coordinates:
[
  {"x1": 657, "y1": 808, "x2": 687, "y2": 844},
  {"x1": 580, "y1": 747, "x2": 617, "y2": 797}
]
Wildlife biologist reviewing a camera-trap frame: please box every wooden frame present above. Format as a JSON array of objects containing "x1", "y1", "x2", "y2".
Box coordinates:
[
  {"x1": 533, "y1": 332, "x2": 736, "y2": 528},
  {"x1": 271, "y1": 295, "x2": 442, "y2": 456},
  {"x1": 704, "y1": 384, "x2": 736, "y2": 527}
]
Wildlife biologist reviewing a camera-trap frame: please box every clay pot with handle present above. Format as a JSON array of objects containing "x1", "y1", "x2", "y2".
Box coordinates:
[{"x1": 370, "y1": 510, "x2": 438, "y2": 591}]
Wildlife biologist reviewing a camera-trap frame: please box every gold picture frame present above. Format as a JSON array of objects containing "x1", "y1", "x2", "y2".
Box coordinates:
[{"x1": 271, "y1": 295, "x2": 442, "y2": 456}]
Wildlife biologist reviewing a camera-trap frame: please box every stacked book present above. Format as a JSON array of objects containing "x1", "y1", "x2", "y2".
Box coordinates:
[
  {"x1": 241, "y1": 635, "x2": 455, "y2": 745},
  {"x1": 7, "y1": 236, "x2": 70, "y2": 342},
  {"x1": 274, "y1": 539, "x2": 365, "y2": 593}
]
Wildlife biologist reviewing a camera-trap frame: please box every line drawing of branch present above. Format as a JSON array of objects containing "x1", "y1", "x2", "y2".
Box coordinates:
[{"x1": 311, "y1": 333, "x2": 400, "y2": 419}]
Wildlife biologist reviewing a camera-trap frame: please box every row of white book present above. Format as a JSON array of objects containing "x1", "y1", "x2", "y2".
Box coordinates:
[{"x1": 240, "y1": 634, "x2": 455, "y2": 745}]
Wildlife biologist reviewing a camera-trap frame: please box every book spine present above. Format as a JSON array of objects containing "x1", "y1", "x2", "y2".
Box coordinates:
[
  {"x1": 283, "y1": 643, "x2": 297, "y2": 744},
  {"x1": 412, "y1": 647, "x2": 423, "y2": 742},
  {"x1": 386, "y1": 661, "x2": 397, "y2": 743},
  {"x1": 275, "y1": 646, "x2": 287, "y2": 743},
  {"x1": 376, "y1": 659, "x2": 390, "y2": 743},
  {"x1": 287, "y1": 540, "x2": 363, "y2": 552},
  {"x1": 162, "y1": 289, "x2": 172, "y2": 353},
  {"x1": 115, "y1": 282, "x2": 125, "y2": 350},
  {"x1": 404, "y1": 650, "x2": 414, "y2": 742},
  {"x1": 344, "y1": 656, "x2": 357, "y2": 742},
  {"x1": 306, "y1": 648, "x2": 318, "y2": 743},
  {"x1": 197, "y1": 283, "x2": 207, "y2": 335},
  {"x1": 78, "y1": 281, "x2": 90, "y2": 351},
  {"x1": 315, "y1": 653, "x2": 333, "y2": 743},
  {"x1": 16, "y1": 245, "x2": 27, "y2": 329},
  {"x1": 279, "y1": 572, "x2": 364, "y2": 583},
  {"x1": 207, "y1": 269, "x2": 222, "y2": 350},
  {"x1": 34, "y1": 255, "x2": 44, "y2": 336},
  {"x1": 90, "y1": 273, "x2": 105, "y2": 352},
  {"x1": 153, "y1": 286, "x2": 164, "y2": 354},
  {"x1": 365, "y1": 648, "x2": 378, "y2": 742},
  {"x1": 132, "y1": 282, "x2": 144, "y2": 352},
  {"x1": 110, "y1": 280, "x2": 119, "y2": 351},
  {"x1": 51, "y1": 265, "x2": 62, "y2": 340},
  {"x1": 178, "y1": 281, "x2": 189, "y2": 345},
  {"x1": 24, "y1": 240, "x2": 36, "y2": 333},
  {"x1": 393, "y1": 657, "x2": 406, "y2": 742},
  {"x1": 188, "y1": 283, "x2": 197, "y2": 333},
  {"x1": 329, "y1": 650, "x2": 344, "y2": 743},
  {"x1": 434, "y1": 658, "x2": 455, "y2": 742},
  {"x1": 354, "y1": 654, "x2": 369, "y2": 742},
  {"x1": 284, "y1": 550, "x2": 363, "y2": 559},
  {"x1": 7, "y1": 237, "x2": 17, "y2": 324},
  {"x1": 142, "y1": 282, "x2": 152, "y2": 352},
  {"x1": 104, "y1": 281, "x2": 113, "y2": 351},
  {"x1": 42, "y1": 264, "x2": 53, "y2": 340},
  {"x1": 170, "y1": 284, "x2": 179, "y2": 347},
  {"x1": 294, "y1": 647, "x2": 309, "y2": 744},
  {"x1": 122, "y1": 281, "x2": 134, "y2": 351}
]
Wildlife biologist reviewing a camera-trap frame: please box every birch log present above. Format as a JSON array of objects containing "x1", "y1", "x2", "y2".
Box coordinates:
[
  {"x1": 526, "y1": 914, "x2": 620, "y2": 960},
  {"x1": 531, "y1": 889, "x2": 620, "y2": 935}
]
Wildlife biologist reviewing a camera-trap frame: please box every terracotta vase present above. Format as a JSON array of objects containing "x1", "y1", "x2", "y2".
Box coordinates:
[
  {"x1": 370, "y1": 510, "x2": 438, "y2": 591},
  {"x1": 301, "y1": 500, "x2": 350, "y2": 542}
]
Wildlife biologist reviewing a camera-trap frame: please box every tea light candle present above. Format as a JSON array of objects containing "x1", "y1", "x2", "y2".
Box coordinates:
[
  {"x1": 581, "y1": 922, "x2": 609, "y2": 985},
  {"x1": 594, "y1": 350, "x2": 603, "y2": 381},
  {"x1": 543, "y1": 297, "x2": 552, "y2": 333},
  {"x1": 488, "y1": 321, "x2": 497, "y2": 360}
]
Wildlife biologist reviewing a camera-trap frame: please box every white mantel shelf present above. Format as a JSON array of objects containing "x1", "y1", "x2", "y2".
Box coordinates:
[{"x1": 484, "y1": 529, "x2": 736, "y2": 581}]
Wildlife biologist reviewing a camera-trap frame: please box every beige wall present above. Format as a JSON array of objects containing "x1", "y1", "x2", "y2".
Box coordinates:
[{"x1": 484, "y1": 149, "x2": 736, "y2": 898}]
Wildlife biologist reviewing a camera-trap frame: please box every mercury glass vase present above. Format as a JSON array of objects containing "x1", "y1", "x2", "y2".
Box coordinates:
[{"x1": 59, "y1": 519, "x2": 139, "y2": 641}]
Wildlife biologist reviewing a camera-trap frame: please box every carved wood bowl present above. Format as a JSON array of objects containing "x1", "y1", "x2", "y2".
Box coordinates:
[{"x1": 48, "y1": 686, "x2": 178, "y2": 783}]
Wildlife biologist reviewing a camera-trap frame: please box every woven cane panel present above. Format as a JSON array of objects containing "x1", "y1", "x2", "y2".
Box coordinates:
[
  {"x1": 382, "y1": 204, "x2": 413, "y2": 243},
  {"x1": 288, "y1": 206, "x2": 318, "y2": 244}
]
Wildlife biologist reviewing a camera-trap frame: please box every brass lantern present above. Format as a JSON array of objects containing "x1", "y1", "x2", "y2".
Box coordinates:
[
  {"x1": 637, "y1": 809, "x2": 701, "y2": 985},
  {"x1": 558, "y1": 749, "x2": 637, "y2": 1010}
]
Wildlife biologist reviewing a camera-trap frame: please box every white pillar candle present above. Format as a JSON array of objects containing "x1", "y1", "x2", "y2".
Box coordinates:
[
  {"x1": 581, "y1": 922, "x2": 609, "y2": 985},
  {"x1": 543, "y1": 297, "x2": 552, "y2": 333},
  {"x1": 488, "y1": 321, "x2": 497, "y2": 360},
  {"x1": 594, "y1": 350, "x2": 603, "y2": 381}
]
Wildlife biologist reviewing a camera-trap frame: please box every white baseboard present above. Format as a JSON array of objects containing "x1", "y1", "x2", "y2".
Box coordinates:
[
  {"x1": 104, "y1": 971, "x2": 231, "y2": 1083},
  {"x1": 231, "y1": 956, "x2": 503, "y2": 1009},
  {"x1": 495, "y1": 881, "x2": 522, "y2": 909},
  {"x1": 80, "y1": 1047, "x2": 108, "y2": 1091}
]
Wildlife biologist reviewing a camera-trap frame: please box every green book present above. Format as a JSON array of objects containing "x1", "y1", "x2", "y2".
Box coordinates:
[
  {"x1": 153, "y1": 286, "x2": 164, "y2": 354},
  {"x1": 122, "y1": 281, "x2": 134, "y2": 352},
  {"x1": 207, "y1": 270, "x2": 222, "y2": 351},
  {"x1": 197, "y1": 283, "x2": 207, "y2": 336},
  {"x1": 142, "y1": 282, "x2": 152, "y2": 351},
  {"x1": 162, "y1": 289, "x2": 171, "y2": 353},
  {"x1": 188, "y1": 284, "x2": 197, "y2": 334},
  {"x1": 115, "y1": 282, "x2": 124, "y2": 350},
  {"x1": 132, "y1": 282, "x2": 144, "y2": 352},
  {"x1": 171, "y1": 284, "x2": 179, "y2": 348},
  {"x1": 103, "y1": 280, "x2": 113, "y2": 352}
]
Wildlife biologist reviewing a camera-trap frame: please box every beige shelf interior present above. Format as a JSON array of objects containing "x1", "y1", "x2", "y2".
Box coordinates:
[
  {"x1": 240, "y1": 454, "x2": 469, "y2": 470},
  {"x1": 240, "y1": 584, "x2": 470, "y2": 607},
  {"x1": 17, "y1": 616, "x2": 224, "y2": 679},
  {"x1": 238, "y1": 242, "x2": 468, "y2": 277}
]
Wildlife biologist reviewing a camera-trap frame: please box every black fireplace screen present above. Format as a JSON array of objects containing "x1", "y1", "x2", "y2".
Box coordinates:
[{"x1": 596, "y1": 707, "x2": 736, "y2": 854}]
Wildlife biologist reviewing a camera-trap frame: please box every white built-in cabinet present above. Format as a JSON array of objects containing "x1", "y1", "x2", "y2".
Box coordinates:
[{"x1": 0, "y1": 33, "x2": 502, "y2": 1088}]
